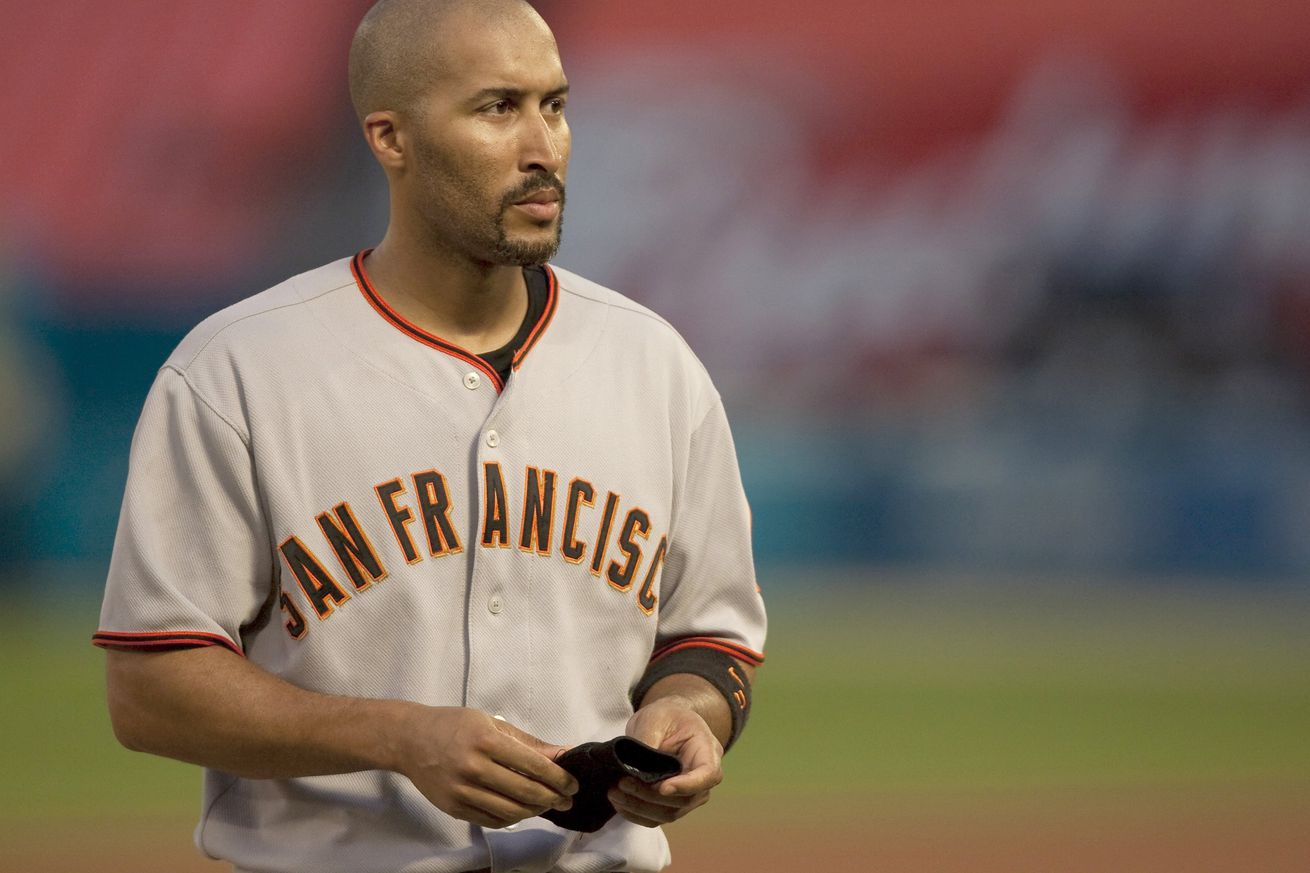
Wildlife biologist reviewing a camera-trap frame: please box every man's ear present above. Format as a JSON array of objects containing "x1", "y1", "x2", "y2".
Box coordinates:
[{"x1": 363, "y1": 110, "x2": 406, "y2": 173}]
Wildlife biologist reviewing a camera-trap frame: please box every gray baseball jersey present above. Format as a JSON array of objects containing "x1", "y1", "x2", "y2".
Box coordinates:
[{"x1": 95, "y1": 253, "x2": 767, "y2": 873}]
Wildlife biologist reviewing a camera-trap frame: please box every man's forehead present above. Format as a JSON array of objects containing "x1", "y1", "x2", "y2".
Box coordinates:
[{"x1": 431, "y1": 8, "x2": 564, "y2": 95}]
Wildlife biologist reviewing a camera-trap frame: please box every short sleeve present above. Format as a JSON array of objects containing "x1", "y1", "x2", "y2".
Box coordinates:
[
  {"x1": 94, "y1": 366, "x2": 274, "y2": 655},
  {"x1": 654, "y1": 399, "x2": 766, "y2": 666}
]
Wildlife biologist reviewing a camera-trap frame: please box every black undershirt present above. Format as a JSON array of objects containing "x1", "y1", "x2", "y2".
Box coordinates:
[{"x1": 477, "y1": 265, "x2": 548, "y2": 385}]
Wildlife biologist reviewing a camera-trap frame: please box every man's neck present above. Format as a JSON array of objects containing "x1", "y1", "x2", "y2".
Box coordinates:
[{"x1": 363, "y1": 231, "x2": 528, "y2": 355}]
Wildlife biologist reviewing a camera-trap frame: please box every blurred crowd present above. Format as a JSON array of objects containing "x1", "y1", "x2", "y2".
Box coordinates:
[{"x1": 2, "y1": 0, "x2": 1308, "y2": 583}]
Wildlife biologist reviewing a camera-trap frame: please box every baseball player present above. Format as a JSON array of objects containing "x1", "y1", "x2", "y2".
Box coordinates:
[{"x1": 94, "y1": 2, "x2": 766, "y2": 872}]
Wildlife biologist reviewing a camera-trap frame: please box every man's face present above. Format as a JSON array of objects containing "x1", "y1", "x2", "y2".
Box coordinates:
[{"x1": 404, "y1": 10, "x2": 571, "y2": 266}]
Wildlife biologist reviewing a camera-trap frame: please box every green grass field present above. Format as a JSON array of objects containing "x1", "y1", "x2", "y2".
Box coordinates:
[
  {"x1": 738, "y1": 578, "x2": 1310, "y2": 799},
  {"x1": 2, "y1": 570, "x2": 1308, "y2": 870}
]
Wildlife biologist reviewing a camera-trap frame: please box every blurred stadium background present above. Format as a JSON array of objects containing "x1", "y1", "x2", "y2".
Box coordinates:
[{"x1": 1, "y1": 1, "x2": 1308, "y2": 871}]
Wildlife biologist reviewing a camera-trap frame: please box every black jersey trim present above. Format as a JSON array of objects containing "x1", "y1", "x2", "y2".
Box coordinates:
[
  {"x1": 92, "y1": 630, "x2": 244, "y2": 657},
  {"x1": 478, "y1": 265, "x2": 549, "y2": 383},
  {"x1": 512, "y1": 264, "x2": 559, "y2": 370},
  {"x1": 349, "y1": 250, "x2": 506, "y2": 393}
]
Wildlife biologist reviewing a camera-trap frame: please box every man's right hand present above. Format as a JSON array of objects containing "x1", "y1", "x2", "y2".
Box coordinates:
[
  {"x1": 105, "y1": 648, "x2": 576, "y2": 830},
  {"x1": 392, "y1": 707, "x2": 578, "y2": 829}
]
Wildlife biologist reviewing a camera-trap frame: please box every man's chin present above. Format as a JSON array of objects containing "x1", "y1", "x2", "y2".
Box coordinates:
[
  {"x1": 493, "y1": 240, "x2": 561, "y2": 267},
  {"x1": 493, "y1": 228, "x2": 562, "y2": 266}
]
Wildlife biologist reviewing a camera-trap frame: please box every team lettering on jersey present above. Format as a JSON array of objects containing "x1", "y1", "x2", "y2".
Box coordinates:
[{"x1": 277, "y1": 462, "x2": 666, "y2": 640}]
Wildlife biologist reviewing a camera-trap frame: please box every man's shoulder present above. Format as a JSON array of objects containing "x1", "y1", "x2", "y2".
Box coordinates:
[
  {"x1": 549, "y1": 264, "x2": 692, "y2": 354},
  {"x1": 166, "y1": 256, "x2": 356, "y2": 372},
  {"x1": 548, "y1": 264, "x2": 721, "y2": 414}
]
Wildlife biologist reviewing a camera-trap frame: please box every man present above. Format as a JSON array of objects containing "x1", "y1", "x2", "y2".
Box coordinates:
[{"x1": 94, "y1": 1, "x2": 766, "y2": 871}]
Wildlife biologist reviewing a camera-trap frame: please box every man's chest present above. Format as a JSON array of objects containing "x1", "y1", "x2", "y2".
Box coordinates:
[{"x1": 244, "y1": 361, "x2": 679, "y2": 646}]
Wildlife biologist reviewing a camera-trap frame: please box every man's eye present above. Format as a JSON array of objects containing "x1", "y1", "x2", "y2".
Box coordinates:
[
  {"x1": 547, "y1": 98, "x2": 565, "y2": 113},
  {"x1": 487, "y1": 100, "x2": 512, "y2": 114}
]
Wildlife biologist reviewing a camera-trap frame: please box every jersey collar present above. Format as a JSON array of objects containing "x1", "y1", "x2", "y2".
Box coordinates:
[{"x1": 349, "y1": 249, "x2": 559, "y2": 393}]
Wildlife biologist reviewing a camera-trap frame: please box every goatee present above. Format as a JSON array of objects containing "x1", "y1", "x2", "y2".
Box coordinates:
[{"x1": 494, "y1": 178, "x2": 566, "y2": 265}]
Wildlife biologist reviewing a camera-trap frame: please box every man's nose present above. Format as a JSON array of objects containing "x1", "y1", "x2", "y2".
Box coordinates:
[{"x1": 519, "y1": 112, "x2": 564, "y2": 176}]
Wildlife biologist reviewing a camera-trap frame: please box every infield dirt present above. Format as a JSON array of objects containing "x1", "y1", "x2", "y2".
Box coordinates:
[{"x1": 4, "y1": 785, "x2": 1308, "y2": 873}]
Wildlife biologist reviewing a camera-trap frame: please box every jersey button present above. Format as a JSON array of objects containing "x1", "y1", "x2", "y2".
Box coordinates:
[
  {"x1": 488, "y1": 595, "x2": 504, "y2": 614},
  {"x1": 463, "y1": 372, "x2": 481, "y2": 390},
  {"x1": 485, "y1": 429, "x2": 500, "y2": 448}
]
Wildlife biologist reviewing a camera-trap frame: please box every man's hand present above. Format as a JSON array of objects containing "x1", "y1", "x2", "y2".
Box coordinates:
[
  {"x1": 105, "y1": 648, "x2": 578, "y2": 830},
  {"x1": 393, "y1": 707, "x2": 578, "y2": 829},
  {"x1": 608, "y1": 695, "x2": 722, "y2": 827}
]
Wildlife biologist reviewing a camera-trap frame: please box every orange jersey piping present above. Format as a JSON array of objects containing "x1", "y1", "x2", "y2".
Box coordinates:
[
  {"x1": 350, "y1": 250, "x2": 503, "y2": 391},
  {"x1": 650, "y1": 636, "x2": 765, "y2": 667},
  {"x1": 512, "y1": 264, "x2": 558, "y2": 369},
  {"x1": 92, "y1": 630, "x2": 244, "y2": 657},
  {"x1": 350, "y1": 251, "x2": 560, "y2": 390}
]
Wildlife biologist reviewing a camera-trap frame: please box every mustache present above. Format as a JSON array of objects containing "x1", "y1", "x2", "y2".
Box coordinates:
[{"x1": 502, "y1": 176, "x2": 566, "y2": 208}]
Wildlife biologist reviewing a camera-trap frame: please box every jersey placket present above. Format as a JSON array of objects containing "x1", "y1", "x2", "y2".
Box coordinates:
[{"x1": 463, "y1": 371, "x2": 534, "y2": 717}]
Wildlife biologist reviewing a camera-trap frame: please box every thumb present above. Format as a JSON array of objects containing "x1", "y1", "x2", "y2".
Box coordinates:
[
  {"x1": 491, "y1": 715, "x2": 569, "y2": 759},
  {"x1": 625, "y1": 710, "x2": 672, "y2": 749}
]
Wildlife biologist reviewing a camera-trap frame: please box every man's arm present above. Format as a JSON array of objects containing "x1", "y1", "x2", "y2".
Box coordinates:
[
  {"x1": 605, "y1": 394, "x2": 767, "y2": 828},
  {"x1": 105, "y1": 645, "x2": 577, "y2": 829},
  {"x1": 608, "y1": 662, "x2": 757, "y2": 828}
]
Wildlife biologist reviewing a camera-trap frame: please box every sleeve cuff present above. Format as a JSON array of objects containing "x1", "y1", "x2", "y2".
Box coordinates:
[
  {"x1": 92, "y1": 630, "x2": 244, "y2": 657},
  {"x1": 650, "y1": 636, "x2": 764, "y2": 666}
]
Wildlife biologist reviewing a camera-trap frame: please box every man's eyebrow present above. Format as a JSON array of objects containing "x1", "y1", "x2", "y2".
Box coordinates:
[{"x1": 469, "y1": 84, "x2": 570, "y2": 103}]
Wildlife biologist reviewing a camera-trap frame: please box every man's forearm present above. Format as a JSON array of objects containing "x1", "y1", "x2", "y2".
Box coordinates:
[
  {"x1": 105, "y1": 644, "x2": 577, "y2": 830},
  {"x1": 106, "y1": 645, "x2": 411, "y2": 778}
]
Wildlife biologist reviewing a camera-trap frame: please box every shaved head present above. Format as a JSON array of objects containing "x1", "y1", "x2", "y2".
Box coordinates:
[
  {"x1": 350, "y1": 0, "x2": 570, "y2": 268},
  {"x1": 348, "y1": 0, "x2": 539, "y2": 123}
]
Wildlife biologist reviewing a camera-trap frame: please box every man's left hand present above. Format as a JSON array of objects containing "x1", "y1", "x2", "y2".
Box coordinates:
[{"x1": 608, "y1": 696, "x2": 723, "y2": 827}]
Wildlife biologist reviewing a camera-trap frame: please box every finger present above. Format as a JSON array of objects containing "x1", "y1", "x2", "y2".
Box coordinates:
[
  {"x1": 478, "y1": 760, "x2": 574, "y2": 812},
  {"x1": 655, "y1": 761, "x2": 722, "y2": 796},
  {"x1": 613, "y1": 778, "x2": 698, "y2": 810},
  {"x1": 612, "y1": 807, "x2": 664, "y2": 828},
  {"x1": 608, "y1": 789, "x2": 669, "y2": 828},
  {"x1": 614, "y1": 810, "x2": 664, "y2": 828},
  {"x1": 449, "y1": 797, "x2": 518, "y2": 830},
  {"x1": 494, "y1": 718, "x2": 573, "y2": 757},
  {"x1": 494, "y1": 718, "x2": 571, "y2": 762},
  {"x1": 453, "y1": 805, "x2": 514, "y2": 830},
  {"x1": 647, "y1": 729, "x2": 722, "y2": 792},
  {"x1": 487, "y1": 724, "x2": 579, "y2": 797},
  {"x1": 608, "y1": 786, "x2": 709, "y2": 825},
  {"x1": 456, "y1": 784, "x2": 549, "y2": 827}
]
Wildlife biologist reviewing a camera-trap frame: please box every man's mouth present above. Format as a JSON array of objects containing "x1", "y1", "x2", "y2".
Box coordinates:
[
  {"x1": 514, "y1": 189, "x2": 561, "y2": 206},
  {"x1": 510, "y1": 187, "x2": 562, "y2": 221}
]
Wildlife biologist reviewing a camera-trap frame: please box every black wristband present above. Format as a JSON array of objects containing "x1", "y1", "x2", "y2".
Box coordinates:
[{"x1": 631, "y1": 645, "x2": 753, "y2": 750}]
